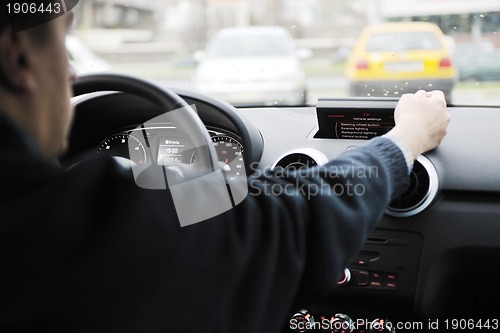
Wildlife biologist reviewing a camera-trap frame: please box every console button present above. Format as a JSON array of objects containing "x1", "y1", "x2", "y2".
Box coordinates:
[
  {"x1": 337, "y1": 268, "x2": 352, "y2": 286},
  {"x1": 350, "y1": 269, "x2": 368, "y2": 286},
  {"x1": 291, "y1": 309, "x2": 314, "y2": 332}
]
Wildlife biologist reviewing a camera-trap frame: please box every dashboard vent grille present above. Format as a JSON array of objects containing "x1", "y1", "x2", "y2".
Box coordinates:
[
  {"x1": 272, "y1": 149, "x2": 329, "y2": 171},
  {"x1": 386, "y1": 155, "x2": 439, "y2": 217},
  {"x1": 273, "y1": 153, "x2": 318, "y2": 171}
]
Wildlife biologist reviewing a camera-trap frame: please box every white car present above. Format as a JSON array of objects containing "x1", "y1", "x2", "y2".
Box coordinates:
[
  {"x1": 66, "y1": 35, "x2": 110, "y2": 75},
  {"x1": 192, "y1": 26, "x2": 308, "y2": 106}
]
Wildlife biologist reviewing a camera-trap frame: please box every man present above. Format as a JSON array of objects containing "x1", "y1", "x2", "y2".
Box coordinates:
[{"x1": 0, "y1": 3, "x2": 450, "y2": 333}]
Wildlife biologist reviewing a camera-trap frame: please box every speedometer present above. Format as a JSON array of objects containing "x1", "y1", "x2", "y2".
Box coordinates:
[{"x1": 211, "y1": 135, "x2": 245, "y2": 182}]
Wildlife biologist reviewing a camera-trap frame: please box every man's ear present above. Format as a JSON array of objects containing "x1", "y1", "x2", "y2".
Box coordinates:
[{"x1": 0, "y1": 29, "x2": 36, "y2": 93}]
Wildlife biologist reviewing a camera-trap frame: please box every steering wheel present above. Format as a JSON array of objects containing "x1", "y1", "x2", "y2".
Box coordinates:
[{"x1": 72, "y1": 73, "x2": 220, "y2": 185}]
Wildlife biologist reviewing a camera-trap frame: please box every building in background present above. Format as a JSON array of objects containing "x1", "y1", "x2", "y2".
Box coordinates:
[
  {"x1": 72, "y1": 0, "x2": 499, "y2": 61},
  {"x1": 379, "y1": 0, "x2": 500, "y2": 45},
  {"x1": 75, "y1": 0, "x2": 167, "y2": 30}
]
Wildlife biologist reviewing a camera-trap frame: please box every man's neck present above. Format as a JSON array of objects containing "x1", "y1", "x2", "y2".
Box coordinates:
[{"x1": 0, "y1": 109, "x2": 44, "y2": 158}]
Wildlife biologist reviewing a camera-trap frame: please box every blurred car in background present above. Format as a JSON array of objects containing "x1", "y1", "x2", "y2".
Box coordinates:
[
  {"x1": 66, "y1": 35, "x2": 111, "y2": 75},
  {"x1": 345, "y1": 22, "x2": 457, "y2": 101},
  {"x1": 455, "y1": 48, "x2": 500, "y2": 81},
  {"x1": 192, "y1": 26, "x2": 308, "y2": 106}
]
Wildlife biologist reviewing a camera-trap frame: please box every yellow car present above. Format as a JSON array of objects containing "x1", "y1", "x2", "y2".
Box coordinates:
[{"x1": 345, "y1": 22, "x2": 457, "y2": 100}]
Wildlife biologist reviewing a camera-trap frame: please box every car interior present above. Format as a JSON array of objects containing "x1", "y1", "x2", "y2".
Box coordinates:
[
  {"x1": 56, "y1": 1, "x2": 500, "y2": 332},
  {"x1": 62, "y1": 71, "x2": 500, "y2": 332}
]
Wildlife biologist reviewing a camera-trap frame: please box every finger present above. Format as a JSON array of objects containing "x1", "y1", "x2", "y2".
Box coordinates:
[
  {"x1": 428, "y1": 90, "x2": 446, "y2": 105},
  {"x1": 427, "y1": 90, "x2": 445, "y2": 99}
]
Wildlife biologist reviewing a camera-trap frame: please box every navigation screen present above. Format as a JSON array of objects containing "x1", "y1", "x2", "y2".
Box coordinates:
[{"x1": 315, "y1": 98, "x2": 397, "y2": 140}]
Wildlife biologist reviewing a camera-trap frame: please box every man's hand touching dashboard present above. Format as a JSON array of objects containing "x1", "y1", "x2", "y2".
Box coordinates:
[{"x1": 388, "y1": 90, "x2": 450, "y2": 160}]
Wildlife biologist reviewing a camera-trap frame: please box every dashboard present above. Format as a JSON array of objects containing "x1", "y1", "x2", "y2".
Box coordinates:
[{"x1": 65, "y1": 85, "x2": 500, "y2": 333}]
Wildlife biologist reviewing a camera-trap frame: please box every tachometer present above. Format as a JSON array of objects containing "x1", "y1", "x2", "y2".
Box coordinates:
[{"x1": 96, "y1": 133, "x2": 147, "y2": 165}]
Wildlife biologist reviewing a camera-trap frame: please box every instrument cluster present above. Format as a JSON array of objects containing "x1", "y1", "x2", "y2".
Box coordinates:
[{"x1": 96, "y1": 125, "x2": 245, "y2": 182}]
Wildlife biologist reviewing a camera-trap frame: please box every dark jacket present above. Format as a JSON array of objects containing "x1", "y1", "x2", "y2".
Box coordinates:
[{"x1": 0, "y1": 114, "x2": 409, "y2": 332}]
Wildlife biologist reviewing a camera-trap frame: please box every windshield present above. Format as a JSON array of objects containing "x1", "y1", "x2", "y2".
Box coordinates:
[
  {"x1": 71, "y1": 0, "x2": 500, "y2": 107},
  {"x1": 206, "y1": 35, "x2": 294, "y2": 58}
]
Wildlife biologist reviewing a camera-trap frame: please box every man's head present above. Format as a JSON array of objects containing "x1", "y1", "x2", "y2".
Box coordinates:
[{"x1": 0, "y1": 6, "x2": 76, "y2": 158}]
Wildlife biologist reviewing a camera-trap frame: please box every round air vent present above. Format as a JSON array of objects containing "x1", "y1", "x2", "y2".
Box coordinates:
[
  {"x1": 386, "y1": 155, "x2": 439, "y2": 217},
  {"x1": 272, "y1": 149, "x2": 329, "y2": 171}
]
